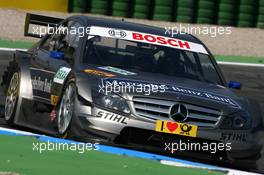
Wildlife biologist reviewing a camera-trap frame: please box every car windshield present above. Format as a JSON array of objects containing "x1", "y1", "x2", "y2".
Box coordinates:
[{"x1": 83, "y1": 36, "x2": 222, "y2": 85}]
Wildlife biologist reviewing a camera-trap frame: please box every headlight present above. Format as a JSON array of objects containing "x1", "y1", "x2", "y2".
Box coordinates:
[
  {"x1": 92, "y1": 91, "x2": 130, "y2": 114},
  {"x1": 220, "y1": 111, "x2": 251, "y2": 130},
  {"x1": 233, "y1": 116, "x2": 246, "y2": 128}
]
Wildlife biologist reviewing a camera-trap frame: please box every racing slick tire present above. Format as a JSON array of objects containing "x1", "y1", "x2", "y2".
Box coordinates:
[
  {"x1": 153, "y1": 14, "x2": 172, "y2": 21},
  {"x1": 198, "y1": 1, "x2": 215, "y2": 10},
  {"x1": 112, "y1": 11, "x2": 129, "y2": 17},
  {"x1": 239, "y1": 5, "x2": 254, "y2": 13},
  {"x1": 134, "y1": 0, "x2": 149, "y2": 5},
  {"x1": 177, "y1": 7, "x2": 193, "y2": 16},
  {"x1": 218, "y1": 12, "x2": 234, "y2": 20},
  {"x1": 112, "y1": 2, "x2": 129, "y2": 11},
  {"x1": 196, "y1": 17, "x2": 214, "y2": 24},
  {"x1": 259, "y1": 7, "x2": 264, "y2": 15},
  {"x1": 177, "y1": 0, "x2": 194, "y2": 8},
  {"x1": 219, "y1": 4, "x2": 235, "y2": 12},
  {"x1": 154, "y1": 6, "x2": 172, "y2": 14},
  {"x1": 257, "y1": 22, "x2": 264, "y2": 29},
  {"x1": 133, "y1": 5, "x2": 149, "y2": 13},
  {"x1": 257, "y1": 146, "x2": 264, "y2": 172},
  {"x1": 90, "y1": 9, "x2": 108, "y2": 15},
  {"x1": 56, "y1": 81, "x2": 76, "y2": 138},
  {"x1": 240, "y1": 0, "x2": 255, "y2": 5},
  {"x1": 219, "y1": 0, "x2": 236, "y2": 3},
  {"x1": 198, "y1": 9, "x2": 215, "y2": 18},
  {"x1": 154, "y1": 0, "x2": 173, "y2": 6},
  {"x1": 217, "y1": 19, "x2": 234, "y2": 26},
  {"x1": 176, "y1": 16, "x2": 193, "y2": 23},
  {"x1": 260, "y1": 0, "x2": 264, "y2": 6},
  {"x1": 4, "y1": 72, "x2": 20, "y2": 126},
  {"x1": 133, "y1": 12, "x2": 148, "y2": 19},
  {"x1": 258, "y1": 15, "x2": 264, "y2": 22}
]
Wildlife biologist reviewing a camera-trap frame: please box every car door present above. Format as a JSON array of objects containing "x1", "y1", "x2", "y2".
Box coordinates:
[{"x1": 30, "y1": 21, "x2": 71, "y2": 104}]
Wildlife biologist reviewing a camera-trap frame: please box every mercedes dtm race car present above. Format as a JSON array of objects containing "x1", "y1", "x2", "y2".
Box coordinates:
[{"x1": 1, "y1": 14, "x2": 262, "y2": 162}]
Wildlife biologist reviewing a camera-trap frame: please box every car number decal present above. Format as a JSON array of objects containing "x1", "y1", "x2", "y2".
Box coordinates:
[{"x1": 54, "y1": 67, "x2": 71, "y2": 84}]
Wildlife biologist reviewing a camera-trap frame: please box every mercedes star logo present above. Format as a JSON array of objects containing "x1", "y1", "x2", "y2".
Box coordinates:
[{"x1": 169, "y1": 103, "x2": 188, "y2": 122}]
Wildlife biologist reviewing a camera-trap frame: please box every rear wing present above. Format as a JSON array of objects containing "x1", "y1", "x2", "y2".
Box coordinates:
[{"x1": 24, "y1": 13, "x2": 63, "y2": 38}]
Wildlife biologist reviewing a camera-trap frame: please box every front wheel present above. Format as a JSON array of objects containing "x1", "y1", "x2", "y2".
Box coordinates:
[
  {"x1": 57, "y1": 82, "x2": 75, "y2": 137},
  {"x1": 4, "y1": 72, "x2": 20, "y2": 125}
]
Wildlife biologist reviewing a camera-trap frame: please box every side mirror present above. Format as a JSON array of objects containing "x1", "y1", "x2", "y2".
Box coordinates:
[
  {"x1": 50, "y1": 51, "x2": 64, "y2": 60},
  {"x1": 228, "y1": 81, "x2": 242, "y2": 90}
]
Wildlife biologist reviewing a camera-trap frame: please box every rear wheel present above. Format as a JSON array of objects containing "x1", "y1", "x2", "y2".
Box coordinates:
[
  {"x1": 57, "y1": 82, "x2": 75, "y2": 137},
  {"x1": 5, "y1": 72, "x2": 19, "y2": 125}
]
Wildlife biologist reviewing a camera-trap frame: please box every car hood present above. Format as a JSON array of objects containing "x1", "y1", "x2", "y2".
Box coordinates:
[{"x1": 77, "y1": 66, "x2": 246, "y2": 115}]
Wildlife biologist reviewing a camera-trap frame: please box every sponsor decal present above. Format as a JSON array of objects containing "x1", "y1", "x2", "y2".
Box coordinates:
[
  {"x1": 30, "y1": 68, "x2": 55, "y2": 100},
  {"x1": 32, "y1": 76, "x2": 52, "y2": 93},
  {"x1": 96, "y1": 111, "x2": 128, "y2": 124},
  {"x1": 84, "y1": 69, "x2": 115, "y2": 77},
  {"x1": 171, "y1": 86, "x2": 238, "y2": 107},
  {"x1": 220, "y1": 133, "x2": 247, "y2": 142},
  {"x1": 50, "y1": 109, "x2": 57, "y2": 121},
  {"x1": 50, "y1": 95, "x2": 59, "y2": 106},
  {"x1": 102, "y1": 78, "x2": 240, "y2": 108},
  {"x1": 54, "y1": 67, "x2": 72, "y2": 84},
  {"x1": 89, "y1": 26, "x2": 209, "y2": 54},
  {"x1": 132, "y1": 33, "x2": 190, "y2": 49},
  {"x1": 155, "y1": 120, "x2": 198, "y2": 137},
  {"x1": 98, "y1": 66, "x2": 136, "y2": 76},
  {"x1": 108, "y1": 29, "x2": 127, "y2": 38}
]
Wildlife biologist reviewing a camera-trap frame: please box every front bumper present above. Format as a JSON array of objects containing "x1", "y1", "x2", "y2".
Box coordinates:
[{"x1": 73, "y1": 105, "x2": 261, "y2": 161}]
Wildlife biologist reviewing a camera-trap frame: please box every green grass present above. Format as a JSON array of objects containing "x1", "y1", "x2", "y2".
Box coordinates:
[
  {"x1": 0, "y1": 39, "x2": 263, "y2": 64},
  {"x1": 0, "y1": 39, "x2": 34, "y2": 49},
  {"x1": 215, "y1": 55, "x2": 264, "y2": 64},
  {"x1": 0, "y1": 135, "x2": 225, "y2": 175}
]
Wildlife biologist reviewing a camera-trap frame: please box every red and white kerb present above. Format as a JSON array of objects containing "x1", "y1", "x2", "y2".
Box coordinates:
[{"x1": 89, "y1": 26, "x2": 209, "y2": 55}]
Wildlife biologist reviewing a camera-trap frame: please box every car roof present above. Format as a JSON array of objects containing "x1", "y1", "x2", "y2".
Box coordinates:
[{"x1": 68, "y1": 15, "x2": 202, "y2": 44}]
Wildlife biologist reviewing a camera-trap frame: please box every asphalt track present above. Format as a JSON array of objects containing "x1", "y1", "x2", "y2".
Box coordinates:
[{"x1": 0, "y1": 50, "x2": 264, "y2": 173}]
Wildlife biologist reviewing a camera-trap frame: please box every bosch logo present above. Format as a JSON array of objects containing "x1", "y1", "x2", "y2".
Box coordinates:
[
  {"x1": 108, "y1": 29, "x2": 127, "y2": 38},
  {"x1": 169, "y1": 103, "x2": 188, "y2": 122}
]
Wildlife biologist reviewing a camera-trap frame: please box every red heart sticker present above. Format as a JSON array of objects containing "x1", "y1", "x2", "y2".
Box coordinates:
[{"x1": 166, "y1": 122, "x2": 178, "y2": 132}]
